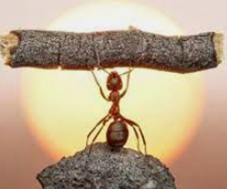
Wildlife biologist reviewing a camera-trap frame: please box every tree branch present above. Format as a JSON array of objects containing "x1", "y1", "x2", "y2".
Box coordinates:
[{"x1": 0, "y1": 28, "x2": 223, "y2": 73}]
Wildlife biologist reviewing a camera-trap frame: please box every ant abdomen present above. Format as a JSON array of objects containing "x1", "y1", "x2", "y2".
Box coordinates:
[{"x1": 106, "y1": 120, "x2": 129, "y2": 148}]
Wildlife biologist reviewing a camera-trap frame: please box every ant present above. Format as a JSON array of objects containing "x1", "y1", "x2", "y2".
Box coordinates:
[{"x1": 86, "y1": 50, "x2": 147, "y2": 154}]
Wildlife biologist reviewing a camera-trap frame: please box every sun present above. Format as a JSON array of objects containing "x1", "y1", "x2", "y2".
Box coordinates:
[{"x1": 21, "y1": 0, "x2": 204, "y2": 163}]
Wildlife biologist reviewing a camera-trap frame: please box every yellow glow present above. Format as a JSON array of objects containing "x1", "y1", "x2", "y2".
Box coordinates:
[{"x1": 21, "y1": 0, "x2": 204, "y2": 163}]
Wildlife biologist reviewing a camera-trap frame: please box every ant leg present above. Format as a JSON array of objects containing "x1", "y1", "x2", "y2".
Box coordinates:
[
  {"x1": 120, "y1": 67, "x2": 134, "y2": 98},
  {"x1": 88, "y1": 115, "x2": 112, "y2": 155},
  {"x1": 87, "y1": 48, "x2": 109, "y2": 101},
  {"x1": 128, "y1": 123, "x2": 141, "y2": 152},
  {"x1": 88, "y1": 67, "x2": 109, "y2": 101},
  {"x1": 121, "y1": 116, "x2": 147, "y2": 154},
  {"x1": 86, "y1": 114, "x2": 110, "y2": 147}
]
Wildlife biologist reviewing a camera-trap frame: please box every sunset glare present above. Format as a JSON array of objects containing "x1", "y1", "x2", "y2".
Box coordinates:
[{"x1": 21, "y1": 0, "x2": 203, "y2": 163}]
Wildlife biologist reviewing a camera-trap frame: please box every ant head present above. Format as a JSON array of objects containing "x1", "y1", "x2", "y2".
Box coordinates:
[{"x1": 107, "y1": 71, "x2": 123, "y2": 91}]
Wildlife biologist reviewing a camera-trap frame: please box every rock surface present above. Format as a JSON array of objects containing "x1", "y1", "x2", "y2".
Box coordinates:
[{"x1": 37, "y1": 143, "x2": 176, "y2": 189}]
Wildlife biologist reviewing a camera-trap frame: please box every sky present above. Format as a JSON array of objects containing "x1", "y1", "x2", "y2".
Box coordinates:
[{"x1": 0, "y1": 0, "x2": 227, "y2": 188}]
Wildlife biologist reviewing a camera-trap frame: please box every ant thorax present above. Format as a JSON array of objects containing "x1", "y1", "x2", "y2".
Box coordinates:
[{"x1": 108, "y1": 91, "x2": 121, "y2": 102}]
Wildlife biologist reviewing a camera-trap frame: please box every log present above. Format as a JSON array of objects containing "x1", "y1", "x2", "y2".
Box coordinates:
[
  {"x1": 37, "y1": 143, "x2": 176, "y2": 189},
  {"x1": 0, "y1": 28, "x2": 223, "y2": 73}
]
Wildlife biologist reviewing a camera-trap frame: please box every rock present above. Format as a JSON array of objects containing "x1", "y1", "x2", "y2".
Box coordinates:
[{"x1": 37, "y1": 143, "x2": 176, "y2": 189}]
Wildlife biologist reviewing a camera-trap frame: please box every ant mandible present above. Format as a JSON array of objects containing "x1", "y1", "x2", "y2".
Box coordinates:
[{"x1": 86, "y1": 49, "x2": 147, "y2": 154}]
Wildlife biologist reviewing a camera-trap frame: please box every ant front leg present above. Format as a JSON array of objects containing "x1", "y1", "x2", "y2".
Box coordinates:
[
  {"x1": 121, "y1": 67, "x2": 134, "y2": 98},
  {"x1": 86, "y1": 114, "x2": 110, "y2": 147},
  {"x1": 86, "y1": 47, "x2": 110, "y2": 101},
  {"x1": 121, "y1": 116, "x2": 147, "y2": 154},
  {"x1": 89, "y1": 68, "x2": 109, "y2": 101},
  {"x1": 99, "y1": 85, "x2": 109, "y2": 101}
]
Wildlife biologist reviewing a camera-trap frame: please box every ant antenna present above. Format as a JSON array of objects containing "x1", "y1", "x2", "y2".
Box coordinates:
[
  {"x1": 120, "y1": 67, "x2": 134, "y2": 76},
  {"x1": 120, "y1": 62, "x2": 135, "y2": 76}
]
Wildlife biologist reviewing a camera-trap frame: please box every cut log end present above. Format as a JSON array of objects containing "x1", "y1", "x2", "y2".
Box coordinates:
[
  {"x1": 0, "y1": 33, "x2": 19, "y2": 66},
  {"x1": 213, "y1": 33, "x2": 224, "y2": 64}
]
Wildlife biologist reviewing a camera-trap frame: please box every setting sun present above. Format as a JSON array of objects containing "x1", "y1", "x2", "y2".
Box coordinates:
[{"x1": 21, "y1": 0, "x2": 203, "y2": 163}]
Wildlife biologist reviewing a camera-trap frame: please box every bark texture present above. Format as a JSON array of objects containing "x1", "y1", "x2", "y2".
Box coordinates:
[
  {"x1": 37, "y1": 143, "x2": 176, "y2": 189},
  {"x1": 0, "y1": 28, "x2": 223, "y2": 73}
]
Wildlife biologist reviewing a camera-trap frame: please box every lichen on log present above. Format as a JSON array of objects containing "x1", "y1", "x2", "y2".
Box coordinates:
[
  {"x1": 0, "y1": 28, "x2": 223, "y2": 73},
  {"x1": 37, "y1": 143, "x2": 176, "y2": 189}
]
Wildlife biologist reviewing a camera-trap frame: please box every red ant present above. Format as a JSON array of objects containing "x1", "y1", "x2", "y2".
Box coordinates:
[{"x1": 86, "y1": 50, "x2": 147, "y2": 154}]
